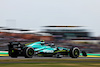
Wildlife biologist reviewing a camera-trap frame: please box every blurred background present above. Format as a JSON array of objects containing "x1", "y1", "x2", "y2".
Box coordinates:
[
  {"x1": 0, "y1": 26, "x2": 100, "y2": 53},
  {"x1": 0, "y1": 0, "x2": 100, "y2": 53}
]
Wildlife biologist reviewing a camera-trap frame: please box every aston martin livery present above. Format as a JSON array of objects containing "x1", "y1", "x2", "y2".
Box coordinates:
[{"x1": 8, "y1": 41, "x2": 87, "y2": 58}]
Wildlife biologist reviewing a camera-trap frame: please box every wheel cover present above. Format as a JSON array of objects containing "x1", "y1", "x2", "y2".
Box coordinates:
[
  {"x1": 12, "y1": 50, "x2": 14, "y2": 53},
  {"x1": 71, "y1": 47, "x2": 80, "y2": 58},
  {"x1": 74, "y1": 49, "x2": 79, "y2": 56},
  {"x1": 26, "y1": 47, "x2": 34, "y2": 58},
  {"x1": 27, "y1": 48, "x2": 34, "y2": 56}
]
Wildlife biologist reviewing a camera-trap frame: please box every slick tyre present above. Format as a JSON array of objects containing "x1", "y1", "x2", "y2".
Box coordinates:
[
  {"x1": 24, "y1": 47, "x2": 34, "y2": 58},
  {"x1": 11, "y1": 56, "x2": 18, "y2": 58},
  {"x1": 10, "y1": 49, "x2": 18, "y2": 58},
  {"x1": 70, "y1": 47, "x2": 80, "y2": 58}
]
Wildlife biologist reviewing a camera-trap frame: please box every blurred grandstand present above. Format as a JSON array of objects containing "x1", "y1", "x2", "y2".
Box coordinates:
[
  {"x1": 42, "y1": 26, "x2": 100, "y2": 53},
  {"x1": 0, "y1": 26, "x2": 100, "y2": 53},
  {"x1": 0, "y1": 27, "x2": 53, "y2": 51}
]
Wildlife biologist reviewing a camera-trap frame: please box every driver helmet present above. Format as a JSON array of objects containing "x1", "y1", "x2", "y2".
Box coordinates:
[{"x1": 40, "y1": 40, "x2": 45, "y2": 45}]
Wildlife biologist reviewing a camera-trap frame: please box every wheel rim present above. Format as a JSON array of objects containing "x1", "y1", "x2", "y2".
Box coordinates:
[
  {"x1": 12, "y1": 50, "x2": 14, "y2": 53},
  {"x1": 27, "y1": 48, "x2": 34, "y2": 56},
  {"x1": 28, "y1": 49, "x2": 34, "y2": 56},
  {"x1": 74, "y1": 49, "x2": 79, "y2": 57}
]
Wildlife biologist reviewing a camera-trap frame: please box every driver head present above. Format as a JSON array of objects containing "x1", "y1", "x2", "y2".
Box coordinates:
[{"x1": 40, "y1": 40, "x2": 45, "y2": 45}]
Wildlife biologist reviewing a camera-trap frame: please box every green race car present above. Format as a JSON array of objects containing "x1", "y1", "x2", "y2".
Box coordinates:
[{"x1": 8, "y1": 41, "x2": 87, "y2": 58}]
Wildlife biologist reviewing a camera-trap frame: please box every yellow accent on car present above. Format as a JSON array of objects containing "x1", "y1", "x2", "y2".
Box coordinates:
[{"x1": 25, "y1": 42, "x2": 35, "y2": 46}]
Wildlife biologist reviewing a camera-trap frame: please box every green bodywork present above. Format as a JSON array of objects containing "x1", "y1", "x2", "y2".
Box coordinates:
[{"x1": 25, "y1": 41, "x2": 69, "y2": 56}]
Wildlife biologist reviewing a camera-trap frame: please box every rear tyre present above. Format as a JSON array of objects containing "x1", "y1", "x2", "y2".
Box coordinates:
[
  {"x1": 24, "y1": 47, "x2": 34, "y2": 58},
  {"x1": 8, "y1": 42, "x2": 21, "y2": 58},
  {"x1": 10, "y1": 49, "x2": 18, "y2": 58},
  {"x1": 11, "y1": 56, "x2": 17, "y2": 58},
  {"x1": 70, "y1": 47, "x2": 80, "y2": 58}
]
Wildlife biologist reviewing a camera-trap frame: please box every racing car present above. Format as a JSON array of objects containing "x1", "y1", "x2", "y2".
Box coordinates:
[{"x1": 8, "y1": 41, "x2": 87, "y2": 58}]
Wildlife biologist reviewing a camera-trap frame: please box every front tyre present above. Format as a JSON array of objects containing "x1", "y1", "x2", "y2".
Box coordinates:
[
  {"x1": 70, "y1": 47, "x2": 80, "y2": 58},
  {"x1": 24, "y1": 47, "x2": 34, "y2": 58}
]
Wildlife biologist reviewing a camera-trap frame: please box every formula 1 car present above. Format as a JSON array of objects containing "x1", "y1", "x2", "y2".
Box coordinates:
[{"x1": 8, "y1": 41, "x2": 87, "y2": 58}]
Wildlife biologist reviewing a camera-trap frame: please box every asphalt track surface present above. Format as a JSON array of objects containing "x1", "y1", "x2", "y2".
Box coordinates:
[
  {"x1": 0, "y1": 56, "x2": 100, "y2": 59},
  {"x1": 0, "y1": 56, "x2": 100, "y2": 64},
  {"x1": 1, "y1": 51, "x2": 100, "y2": 59}
]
